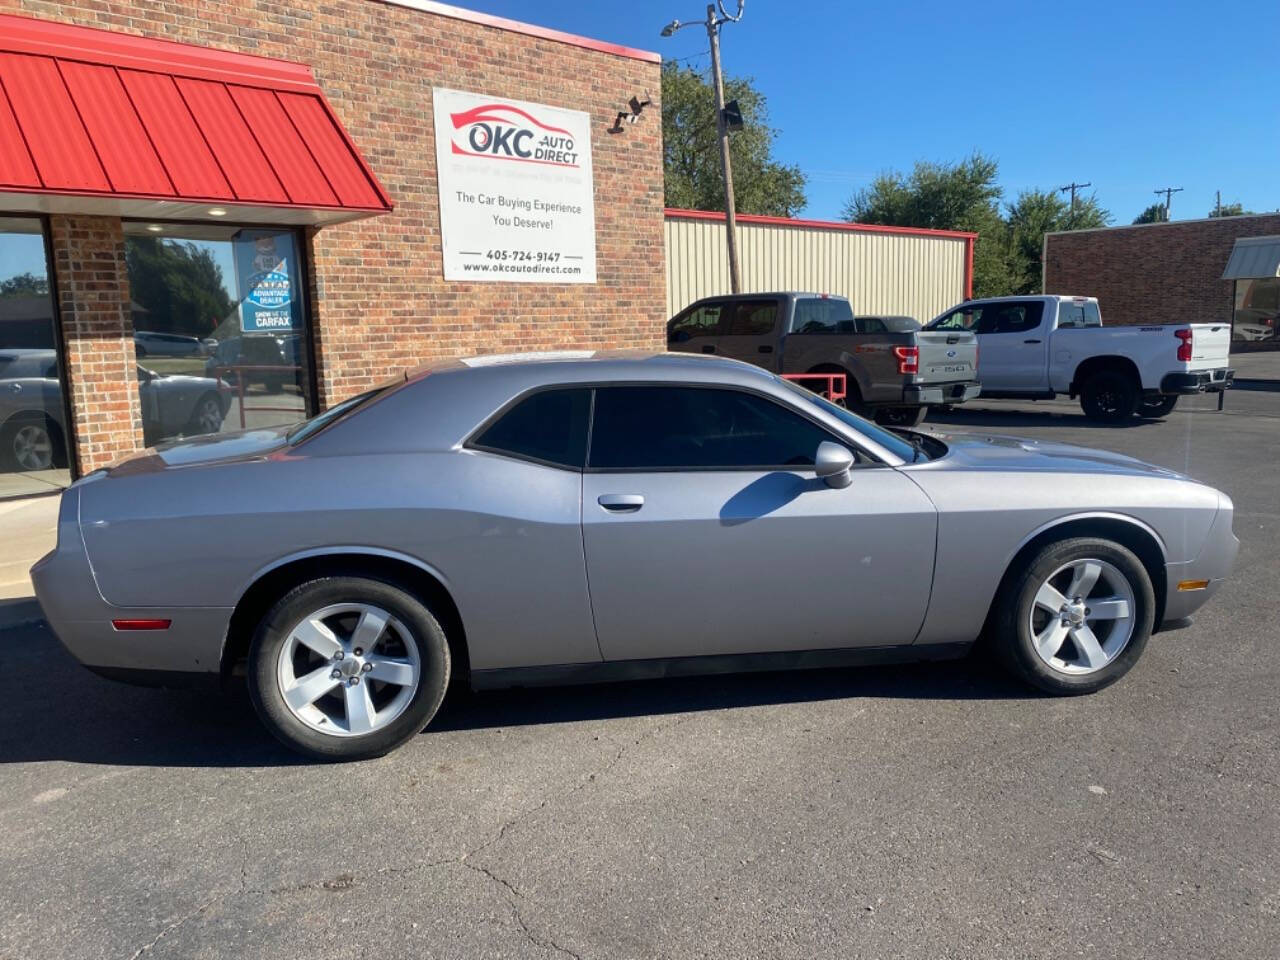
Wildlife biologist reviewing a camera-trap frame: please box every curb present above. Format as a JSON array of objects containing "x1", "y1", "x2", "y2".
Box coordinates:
[{"x1": 0, "y1": 598, "x2": 45, "y2": 632}]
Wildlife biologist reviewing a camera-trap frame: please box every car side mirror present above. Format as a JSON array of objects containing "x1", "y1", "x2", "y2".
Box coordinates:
[{"x1": 814, "y1": 441, "x2": 854, "y2": 489}]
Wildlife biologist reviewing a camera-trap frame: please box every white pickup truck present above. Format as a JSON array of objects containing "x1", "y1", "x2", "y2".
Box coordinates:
[{"x1": 926, "y1": 295, "x2": 1234, "y2": 422}]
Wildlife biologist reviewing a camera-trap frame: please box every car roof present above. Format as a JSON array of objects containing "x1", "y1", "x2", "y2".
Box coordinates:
[
  {"x1": 405, "y1": 348, "x2": 774, "y2": 386},
  {"x1": 960, "y1": 295, "x2": 1096, "y2": 304}
]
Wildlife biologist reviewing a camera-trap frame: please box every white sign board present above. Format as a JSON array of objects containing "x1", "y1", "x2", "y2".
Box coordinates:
[{"x1": 433, "y1": 87, "x2": 596, "y2": 283}]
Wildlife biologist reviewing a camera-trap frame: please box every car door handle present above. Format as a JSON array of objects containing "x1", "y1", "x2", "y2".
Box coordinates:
[
  {"x1": 1024, "y1": 339, "x2": 1042, "y2": 344},
  {"x1": 701, "y1": 345, "x2": 715, "y2": 354},
  {"x1": 598, "y1": 494, "x2": 644, "y2": 512}
]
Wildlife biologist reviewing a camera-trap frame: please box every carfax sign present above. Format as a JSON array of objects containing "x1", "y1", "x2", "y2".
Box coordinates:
[
  {"x1": 432, "y1": 87, "x2": 596, "y2": 283},
  {"x1": 233, "y1": 230, "x2": 300, "y2": 332}
]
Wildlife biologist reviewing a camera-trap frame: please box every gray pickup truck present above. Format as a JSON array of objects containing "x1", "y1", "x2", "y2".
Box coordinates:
[{"x1": 667, "y1": 292, "x2": 980, "y2": 425}]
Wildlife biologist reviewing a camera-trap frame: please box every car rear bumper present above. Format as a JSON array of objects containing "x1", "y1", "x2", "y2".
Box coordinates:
[
  {"x1": 30, "y1": 488, "x2": 229, "y2": 681},
  {"x1": 1160, "y1": 368, "x2": 1234, "y2": 394},
  {"x1": 904, "y1": 380, "x2": 982, "y2": 406}
]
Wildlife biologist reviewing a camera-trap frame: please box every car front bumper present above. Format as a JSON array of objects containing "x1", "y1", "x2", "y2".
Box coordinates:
[
  {"x1": 1160, "y1": 492, "x2": 1239, "y2": 625},
  {"x1": 904, "y1": 380, "x2": 982, "y2": 406},
  {"x1": 1160, "y1": 368, "x2": 1234, "y2": 394}
]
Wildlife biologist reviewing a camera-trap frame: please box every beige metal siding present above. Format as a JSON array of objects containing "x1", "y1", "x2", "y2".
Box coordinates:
[{"x1": 665, "y1": 216, "x2": 968, "y2": 322}]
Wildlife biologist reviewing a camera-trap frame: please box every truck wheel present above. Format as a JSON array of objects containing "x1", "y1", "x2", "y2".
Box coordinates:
[
  {"x1": 874, "y1": 406, "x2": 927, "y2": 427},
  {"x1": 1138, "y1": 395, "x2": 1178, "y2": 418},
  {"x1": 1079, "y1": 371, "x2": 1138, "y2": 422}
]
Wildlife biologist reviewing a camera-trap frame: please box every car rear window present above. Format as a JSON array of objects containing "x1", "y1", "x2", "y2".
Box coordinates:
[
  {"x1": 472, "y1": 388, "x2": 591, "y2": 468},
  {"x1": 1057, "y1": 300, "x2": 1102, "y2": 328},
  {"x1": 792, "y1": 298, "x2": 854, "y2": 334}
]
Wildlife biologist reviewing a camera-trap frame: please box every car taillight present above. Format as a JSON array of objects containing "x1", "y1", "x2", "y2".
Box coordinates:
[
  {"x1": 1175, "y1": 328, "x2": 1193, "y2": 362},
  {"x1": 893, "y1": 345, "x2": 919, "y2": 375}
]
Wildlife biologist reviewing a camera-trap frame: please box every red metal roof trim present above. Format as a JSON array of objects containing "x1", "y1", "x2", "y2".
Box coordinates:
[
  {"x1": 0, "y1": 13, "x2": 392, "y2": 216},
  {"x1": 664, "y1": 207, "x2": 979, "y2": 241},
  {"x1": 376, "y1": 0, "x2": 662, "y2": 64}
]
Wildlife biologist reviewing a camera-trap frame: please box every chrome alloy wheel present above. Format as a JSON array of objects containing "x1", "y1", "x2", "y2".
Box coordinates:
[
  {"x1": 276, "y1": 603, "x2": 421, "y2": 737},
  {"x1": 1029, "y1": 558, "x2": 1136, "y2": 675},
  {"x1": 13, "y1": 423, "x2": 54, "y2": 471}
]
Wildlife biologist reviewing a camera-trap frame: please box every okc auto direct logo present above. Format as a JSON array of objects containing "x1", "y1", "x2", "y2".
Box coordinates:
[{"x1": 449, "y1": 103, "x2": 580, "y2": 168}]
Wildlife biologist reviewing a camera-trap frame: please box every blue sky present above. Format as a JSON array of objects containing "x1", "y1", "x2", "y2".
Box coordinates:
[{"x1": 455, "y1": 0, "x2": 1278, "y2": 225}]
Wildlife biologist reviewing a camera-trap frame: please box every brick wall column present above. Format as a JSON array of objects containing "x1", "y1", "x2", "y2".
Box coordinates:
[{"x1": 49, "y1": 215, "x2": 145, "y2": 473}]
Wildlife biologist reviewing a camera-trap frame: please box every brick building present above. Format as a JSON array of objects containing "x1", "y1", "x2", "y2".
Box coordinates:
[
  {"x1": 1044, "y1": 214, "x2": 1280, "y2": 338},
  {"x1": 0, "y1": 1, "x2": 665, "y2": 497}
]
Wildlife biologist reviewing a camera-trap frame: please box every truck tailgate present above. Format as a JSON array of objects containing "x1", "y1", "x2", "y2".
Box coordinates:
[
  {"x1": 913, "y1": 330, "x2": 978, "y2": 382},
  {"x1": 1187, "y1": 323, "x2": 1231, "y2": 371}
]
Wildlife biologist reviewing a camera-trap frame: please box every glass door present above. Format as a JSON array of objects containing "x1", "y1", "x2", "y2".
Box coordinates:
[{"x1": 0, "y1": 217, "x2": 71, "y2": 497}]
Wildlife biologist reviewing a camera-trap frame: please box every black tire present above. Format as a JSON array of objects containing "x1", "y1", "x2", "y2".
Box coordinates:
[
  {"x1": 184, "y1": 392, "x2": 225, "y2": 436},
  {"x1": 1138, "y1": 394, "x2": 1178, "y2": 418},
  {"x1": 135, "y1": 345, "x2": 148, "y2": 358},
  {"x1": 1079, "y1": 370, "x2": 1139, "y2": 422},
  {"x1": 248, "y1": 576, "x2": 451, "y2": 761},
  {"x1": 0, "y1": 413, "x2": 66, "y2": 472},
  {"x1": 263, "y1": 376, "x2": 286, "y2": 395},
  {"x1": 992, "y1": 537, "x2": 1154, "y2": 695},
  {"x1": 874, "y1": 405, "x2": 928, "y2": 427}
]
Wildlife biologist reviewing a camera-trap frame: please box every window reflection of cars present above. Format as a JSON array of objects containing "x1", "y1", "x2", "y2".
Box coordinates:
[
  {"x1": 205, "y1": 334, "x2": 301, "y2": 394},
  {"x1": 0, "y1": 348, "x2": 229, "y2": 472},
  {"x1": 133, "y1": 330, "x2": 214, "y2": 358}
]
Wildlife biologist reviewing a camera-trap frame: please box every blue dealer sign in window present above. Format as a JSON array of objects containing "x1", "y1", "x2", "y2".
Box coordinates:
[{"x1": 234, "y1": 229, "x2": 302, "y2": 332}]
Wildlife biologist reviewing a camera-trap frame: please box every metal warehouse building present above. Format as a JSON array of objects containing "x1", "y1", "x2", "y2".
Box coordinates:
[{"x1": 664, "y1": 209, "x2": 975, "y2": 322}]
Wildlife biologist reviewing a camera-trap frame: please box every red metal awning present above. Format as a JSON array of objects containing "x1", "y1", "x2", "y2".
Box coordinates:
[{"x1": 0, "y1": 14, "x2": 393, "y2": 226}]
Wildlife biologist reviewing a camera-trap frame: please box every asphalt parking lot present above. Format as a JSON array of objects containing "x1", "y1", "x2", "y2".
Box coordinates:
[{"x1": 1, "y1": 389, "x2": 1277, "y2": 960}]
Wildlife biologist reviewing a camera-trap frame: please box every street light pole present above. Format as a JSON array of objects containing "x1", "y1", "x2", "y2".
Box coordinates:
[
  {"x1": 705, "y1": 6, "x2": 741, "y2": 293},
  {"x1": 662, "y1": 2, "x2": 745, "y2": 293}
]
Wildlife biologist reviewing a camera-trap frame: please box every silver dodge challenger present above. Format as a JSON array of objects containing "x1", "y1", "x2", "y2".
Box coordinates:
[{"x1": 32, "y1": 351, "x2": 1238, "y2": 760}]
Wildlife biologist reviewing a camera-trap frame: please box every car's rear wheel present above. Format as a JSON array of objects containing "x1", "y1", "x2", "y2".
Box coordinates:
[
  {"x1": 874, "y1": 405, "x2": 928, "y2": 427},
  {"x1": 1138, "y1": 394, "x2": 1178, "y2": 418},
  {"x1": 1079, "y1": 370, "x2": 1139, "y2": 422},
  {"x1": 185, "y1": 392, "x2": 225, "y2": 436},
  {"x1": 994, "y1": 537, "x2": 1154, "y2": 695},
  {"x1": 248, "y1": 576, "x2": 451, "y2": 760},
  {"x1": 1, "y1": 414, "x2": 64, "y2": 472}
]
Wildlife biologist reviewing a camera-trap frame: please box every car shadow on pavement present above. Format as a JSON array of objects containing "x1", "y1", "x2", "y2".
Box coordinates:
[{"x1": 0, "y1": 620, "x2": 1037, "y2": 767}]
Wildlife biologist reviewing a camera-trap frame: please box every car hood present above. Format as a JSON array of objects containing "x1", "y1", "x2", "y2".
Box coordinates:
[
  {"x1": 919, "y1": 431, "x2": 1188, "y2": 479},
  {"x1": 107, "y1": 424, "x2": 295, "y2": 475}
]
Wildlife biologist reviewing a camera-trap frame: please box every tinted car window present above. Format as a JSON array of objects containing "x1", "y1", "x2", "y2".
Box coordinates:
[
  {"x1": 473, "y1": 388, "x2": 591, "y2": 468},
  {"x1": 791, "y1": 298, "x2": 854, "y2": 334},
  {"x1": 589, "y1": 386, "x2": 837, "y2": 470},
  {"x1": 854, "y1": 316, "x2": 887, "y2": 333},
  {"x1": 930, "y1": 307, "x2": 979, "y2": 331},
  {"x1": 668, "y1": 303, "x2": 725, "y2": 343},
  {"x1": 985, "y1": 303, "x2": 1042, "y2": 334},
  {"x1": 725, "y1": 300, "x2": 779, "y2": 336}
]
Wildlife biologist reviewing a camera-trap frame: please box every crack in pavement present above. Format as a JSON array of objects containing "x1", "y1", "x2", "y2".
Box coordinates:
[{"x1": 121, "y1": 715, "x2": 692, "y2": 959}]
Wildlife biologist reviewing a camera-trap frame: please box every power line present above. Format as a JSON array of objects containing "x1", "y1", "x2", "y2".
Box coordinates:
[{"x1": 1058, "y1": 181, "x2": 1091, "y2": 211}]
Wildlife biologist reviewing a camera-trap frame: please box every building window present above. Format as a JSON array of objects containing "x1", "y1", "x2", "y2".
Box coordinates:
[
  {"x1": 1233, "y1": 278, "x2": 1280, "y2": 351},
  {"x1": 122, "y1": 223, "x2": 315, "y2": 446},
  {"x1": 0, "y1": 216, "x2": 71, "y2": 494}
]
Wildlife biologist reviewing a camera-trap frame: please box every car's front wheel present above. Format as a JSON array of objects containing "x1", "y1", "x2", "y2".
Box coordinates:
[
  {"x1": 248, "y1": 576, "x2": 451, "y2": 760},
  {"x1": 993, "y1": 537, "x2": 1154, "y2": 695}
]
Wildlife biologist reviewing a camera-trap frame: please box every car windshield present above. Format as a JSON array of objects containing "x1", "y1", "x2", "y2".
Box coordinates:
[
  {"x1": 776, "y1": 376, "x2": 923, "y2": 462},
  {"x1": 286, "y1": 385, "x2": 389, "y2": 445}
]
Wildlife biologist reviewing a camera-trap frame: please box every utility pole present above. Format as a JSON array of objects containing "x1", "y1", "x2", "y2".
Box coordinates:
[
  {"x1": 705, "y1": 5, "x2": 740, "y2": 292},
  {"x1": 1154, "y1": 186, "x2": 1183, "y2": 221},
  {"x1": 662, "y1": 2, "x2": 745, "y2": 292},
  {"x1": 1215, "y1": 190, "x2": 1221, "y2": 218},
  {"x1": 1058, "y1": 181, "x2": 1091, "y2": 227}
]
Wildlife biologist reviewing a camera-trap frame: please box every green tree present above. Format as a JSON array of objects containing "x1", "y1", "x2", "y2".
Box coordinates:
[
  {"x1": 1006, "y1": 189, "x2": 1110, "y2": 294},
  {"x1": 0, "y1": 272, "x2": 48, "y2": 298},
  {"x1": 661, "y1": 61, "x2": 806, "y2": 216},
  {"x1": 1132, "y1": 203, "x2": 1167, "y2": 224},
  {"x1": 1209, "y1": 201, "x2": 1254, "y2": 218},
  {"x1": 842, "y1": 153, "x2": 1014, "y2": 298},
  {"x1": 124, "y1": 237, "x2": 233, "y2": 337}
]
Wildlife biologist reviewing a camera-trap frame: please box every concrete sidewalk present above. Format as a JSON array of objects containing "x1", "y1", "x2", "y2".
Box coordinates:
[{"x1": 0, "y1": 493, "x2": 58, "y2": 606}]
